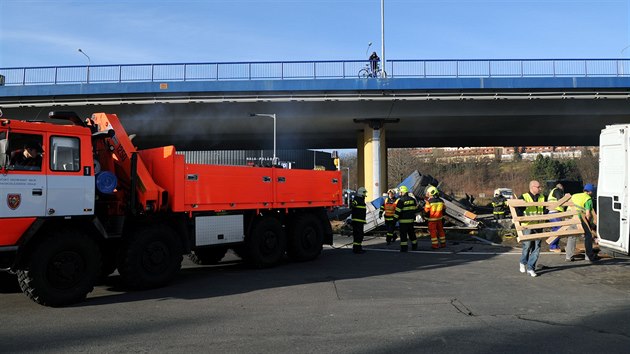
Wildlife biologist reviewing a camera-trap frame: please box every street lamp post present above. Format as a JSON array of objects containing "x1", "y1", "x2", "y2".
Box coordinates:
[
  {"x1": 78, "y1": 48, "x2": 91, "y2": 83},
  {"x1": 381, "y1": 0, "x2": 385, "y2": 75},
  {"x1": 250, "y1": 113, "x2": 277, "y2": 166}
]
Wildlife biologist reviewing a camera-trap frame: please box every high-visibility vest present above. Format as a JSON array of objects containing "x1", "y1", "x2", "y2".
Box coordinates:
[
  {"x1": 547, "y1": 187, "x2": 565, "y2": 212},
  {"x1": 424, "y1": 197, "x2": 444, "y2": 221},
  {"x1": 522, "y1": 192, "x2": 544, "y2": 225},
  {"x1": 380, "y1": 198, "x2": 398, "y2": 221},
  {"x1": 570, "y1": 192, "x2": 592, "y2": 219}
]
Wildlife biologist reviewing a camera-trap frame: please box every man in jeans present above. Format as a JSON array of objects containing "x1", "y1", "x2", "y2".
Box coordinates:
[{"x1": 517, "y1": 180, "x2": 546, "y2": 277}]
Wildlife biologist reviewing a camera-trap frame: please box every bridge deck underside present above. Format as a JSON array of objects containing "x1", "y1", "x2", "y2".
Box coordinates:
[{"x1": 2, "y1": 77, "x2": 630, "y2": 149}]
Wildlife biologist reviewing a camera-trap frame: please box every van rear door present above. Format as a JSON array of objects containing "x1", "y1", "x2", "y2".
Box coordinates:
[{"x1": 597, "y1": 124, "x2": 629, "y2": 254}]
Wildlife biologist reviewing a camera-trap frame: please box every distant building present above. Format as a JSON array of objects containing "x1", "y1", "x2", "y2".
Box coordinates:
[
  {"x1": 179, "y1": 149, "x2": 336, "y2": 170},
  {"x1": 412, "y1": 146, "x2": 597, "y2": 163}
]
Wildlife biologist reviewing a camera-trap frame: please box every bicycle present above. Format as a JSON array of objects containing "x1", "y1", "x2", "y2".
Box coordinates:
[{"x1": 358, "y1": 62, "x2": 387, "y2": 78}]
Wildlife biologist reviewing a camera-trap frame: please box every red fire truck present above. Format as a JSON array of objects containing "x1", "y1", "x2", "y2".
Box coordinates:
[{"x1": 0, "y1": 112, "x2": 342, "y2": 306}]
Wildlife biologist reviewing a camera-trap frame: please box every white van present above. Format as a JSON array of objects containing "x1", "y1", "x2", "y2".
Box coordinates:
[
  {"x1": 597, "y1": 124, "x2": 630, "y2": 255},
  {"x1": 494, "y1": 188, "x2": 514, "y2": 199}
]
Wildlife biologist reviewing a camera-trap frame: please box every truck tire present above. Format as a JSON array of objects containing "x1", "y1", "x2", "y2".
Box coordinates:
[
  {"x1": 189, "y1": 247, "x2": 228, "y2": 265},
  {"x1": 117, "y1": 226, "x2": 183, "y2": 290},
  {"x1": 244, "y1": 216, "x2": 286, "y2": 267},
  {"x1": 16, "y1": 231, "x2": 101, "y2": 307},
  {"x1": 288, "y1": 213, "x2": 324, "y2": 261}
]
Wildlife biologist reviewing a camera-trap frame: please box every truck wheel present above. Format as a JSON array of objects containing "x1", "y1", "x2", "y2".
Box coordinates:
[
  {"x1": 16, "y1": 232, "x2": 101, "y2": 307},
  {"x1": 189, "y1": 247, "x2": 228, "y2": 265},
  {"x1": 288, "y1": 213, "x2": 324, "y2": 261},
  {"x1": 245, "y1": 217, "x2": 286, "y2": 267},
  {"x1": 117, "y1": 226, "x2": 183, "y2": 290}
]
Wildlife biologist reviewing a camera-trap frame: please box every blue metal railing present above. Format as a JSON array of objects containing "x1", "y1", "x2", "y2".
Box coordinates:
[{"x1": 1, "y1": 59, "x2": 629, "y2": 86}]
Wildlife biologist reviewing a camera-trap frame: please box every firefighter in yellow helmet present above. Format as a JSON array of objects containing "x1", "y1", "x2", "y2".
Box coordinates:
[
  {"x1": 351, "y1": 187, "x2": 368, "y2": 254},
  {"x1": 379, "y1": 189, "x2": 399, "y2": 245},
  {"x1": 394, "y1": 185, "x2": 419, "y2": 252},
  {"x1": 424, "y1": 185, "x2": 446, "y2": 249}
]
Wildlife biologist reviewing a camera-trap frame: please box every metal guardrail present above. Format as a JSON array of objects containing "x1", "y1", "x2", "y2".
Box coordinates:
[{"x1": 1, "y1": 59, "x2": 629, "y2": 86}]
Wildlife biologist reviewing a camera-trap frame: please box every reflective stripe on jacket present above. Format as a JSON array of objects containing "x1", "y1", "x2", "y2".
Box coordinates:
[
  {"x1": 424, "y1": 197, "x2": 444, "y2": 221},
  {"x1": 491, "y1": 196, "x2": 506, "y2": 214},
  {"x1": 379, "y1": 197, "x2": 398, "y2": 221},
  {"x1": 351, "y1": 196, "x2": 367, "y2": 223},
  {"x1": 395, "y1": 194, "x2": 418, "y2": 223}
]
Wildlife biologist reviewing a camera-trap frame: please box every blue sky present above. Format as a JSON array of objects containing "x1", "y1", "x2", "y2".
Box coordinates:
[{"x1": 0, "y1": 0, "x2": 629, "y2": 68}]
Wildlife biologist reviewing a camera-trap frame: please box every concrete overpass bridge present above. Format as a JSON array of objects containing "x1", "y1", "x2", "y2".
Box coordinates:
[{"x1": 2, "y1": 58, "x2": 630, "y2": 198}]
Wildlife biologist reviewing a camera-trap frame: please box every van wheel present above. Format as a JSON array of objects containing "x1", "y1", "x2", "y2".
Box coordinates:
[
  {"x1": 189, "y1": 247, "x2": 228, "y2": 265},
  {"x1": 117, "y1": 226, "x2": 182, "y2": 290},
  {"x1": 288, "y1": 213, "x2": 324, "y2": 261},
  {"x1": 245, "y1": 217, "x2": 286, "y2": 267},
  {"x1": 16, "y1": 231, "x2": 101, "y2": 307}
]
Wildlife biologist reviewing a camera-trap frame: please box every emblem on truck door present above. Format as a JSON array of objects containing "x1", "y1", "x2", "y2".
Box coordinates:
[{"x1": 7, "y1": 194, "x2": 21, "y2": 210}]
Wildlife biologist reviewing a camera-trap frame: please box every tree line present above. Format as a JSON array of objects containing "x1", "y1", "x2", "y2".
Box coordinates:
[{"x1": 340, "y1": 147, "x2": 598, "y2": 200}]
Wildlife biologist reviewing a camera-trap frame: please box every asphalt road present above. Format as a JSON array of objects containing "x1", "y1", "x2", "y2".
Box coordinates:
[{"x1": 2, "y1": 235, "x2": 630, "y2": 353}]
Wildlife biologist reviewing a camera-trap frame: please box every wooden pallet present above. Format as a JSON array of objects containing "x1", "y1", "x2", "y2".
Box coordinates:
[{"x1": 506, "y1": 194, "x2": 585, "y2": 242}]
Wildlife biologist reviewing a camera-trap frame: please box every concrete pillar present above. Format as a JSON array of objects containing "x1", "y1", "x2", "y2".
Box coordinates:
[
  {"x1": 357, "y1": 126, "x2": 387, "y2": 201},
  {"x1": 356, "y1": 131, "x2": 365, "y2": 191}
]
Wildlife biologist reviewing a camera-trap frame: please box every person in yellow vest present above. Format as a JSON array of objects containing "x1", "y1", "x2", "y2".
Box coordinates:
[
  {"x1": 394, "y1": 185, "x2": 419, "y2": 252},
  {"x1": 351, "y1": 187, "x2": 368, "y2": 254},
  {"x1": 424, "y1": 186, "x2": 446, "y2": 249},
  {"x1": 379, "y1": 189, "x2": 399, "y2": 245},
  {"x1": 516, "y1": 180, "x2": 546, "y2": 277},
  {"x1": 566, "y1": 184, "x2": 600, "y2": 262},
  {"x1": 547, "y1": 183, "x2": 566, "y2": 252}
]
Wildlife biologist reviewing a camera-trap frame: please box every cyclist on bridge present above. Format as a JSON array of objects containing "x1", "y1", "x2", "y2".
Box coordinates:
[{"x1": 369, "y1": 51, "x2": 380, "y2": 74}]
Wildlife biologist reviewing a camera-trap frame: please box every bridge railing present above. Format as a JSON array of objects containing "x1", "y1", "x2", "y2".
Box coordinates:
[{"x1": 1, "y1": 59, "x2": 629, "y2": 85}]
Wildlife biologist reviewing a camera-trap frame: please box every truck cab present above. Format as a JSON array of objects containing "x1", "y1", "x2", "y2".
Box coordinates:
[
  {"x1": 0, "y1": 118, "x2": 95, "y2": 246},
  {"x1": 597, "y1": 124, "x2": 629, "y2": 255}
]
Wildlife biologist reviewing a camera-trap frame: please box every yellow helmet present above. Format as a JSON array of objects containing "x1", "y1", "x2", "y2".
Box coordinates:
[
  {"x1": 427, "y1": 186, "x2": 438, "y2": 196},
  {"x1": 399, "y1": 186, "x2": 408, "y2": 194},
  {"x1": 357, "y1": 187, "x2": 368, "y2": 196}
]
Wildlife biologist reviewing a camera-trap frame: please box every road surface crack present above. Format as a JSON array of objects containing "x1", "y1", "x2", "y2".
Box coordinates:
[{"x1": 451, "y1": 298, "x2": 474, "y2": 316}]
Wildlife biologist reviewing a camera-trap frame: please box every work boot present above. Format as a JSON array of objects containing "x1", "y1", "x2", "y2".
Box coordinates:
[
  {"x1": 440, "y1": 243, "x2": 446, "y2": 248},
  {"x1": 411, "y1": 243, "x2": 418, "y2": 251},
  {"x1": 392, "y1": 233, "x2": 398, "y2": 243},
  {"x1": 400, "y1": 245, "x2": 408, "y2": 252},
  {"x1": 353, "y1": 245, "x2": 366, "y2": 254},
  {"x1": 386, "y1": 236, "x2": 391, "y2": 245}
]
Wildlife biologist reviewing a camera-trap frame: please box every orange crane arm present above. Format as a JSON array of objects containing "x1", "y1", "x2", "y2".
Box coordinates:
[{"x1": 90, "y1": 113, "x2": 165, "y2": 213}]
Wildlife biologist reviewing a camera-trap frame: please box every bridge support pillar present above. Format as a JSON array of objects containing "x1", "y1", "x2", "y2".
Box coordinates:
[{"x1": 355, "y1": 119, "x2": 399, "y2": 201}]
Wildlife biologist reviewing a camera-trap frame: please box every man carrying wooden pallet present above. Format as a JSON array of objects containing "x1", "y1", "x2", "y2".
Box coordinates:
[
  {"x1": 516, "y1": 180, "x2": 546, "y2": 277},
  {"x1": 565, "y1": 184, "x2": 600, "y2": 262}
]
